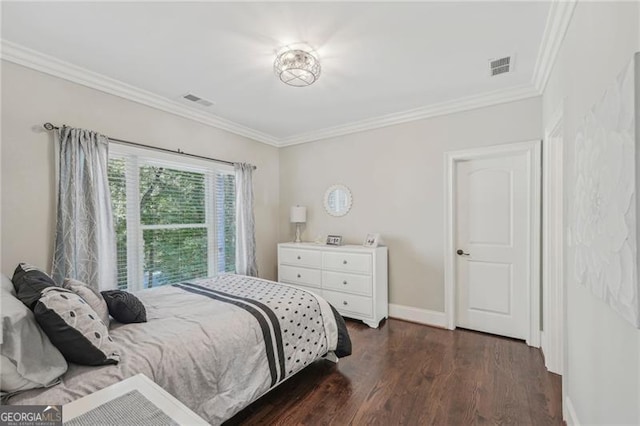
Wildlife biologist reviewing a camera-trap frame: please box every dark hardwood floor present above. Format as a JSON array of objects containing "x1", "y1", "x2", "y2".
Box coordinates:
[{"x1": 225, "y1": 319, "x2": 562, "y2": 425}]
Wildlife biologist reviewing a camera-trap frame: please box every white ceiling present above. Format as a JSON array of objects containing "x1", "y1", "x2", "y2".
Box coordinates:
[{"x1": 1, "y1": 2, "x2": 552, "y2": 145}]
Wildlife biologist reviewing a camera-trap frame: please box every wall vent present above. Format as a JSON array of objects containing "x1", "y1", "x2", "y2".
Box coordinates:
[
  {"x1": 489, "y1": 56, "x2": 513, "y2": 76},
  {"x1": 181, "y1": 93, "x2": 214, "y2": 107}
]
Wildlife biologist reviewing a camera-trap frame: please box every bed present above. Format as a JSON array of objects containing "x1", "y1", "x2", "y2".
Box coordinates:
[{"x1": 5, "y1": 274, "x2": 352, "y2": 424}]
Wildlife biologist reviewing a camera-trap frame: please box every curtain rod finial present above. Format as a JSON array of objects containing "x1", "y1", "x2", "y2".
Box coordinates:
[{"x1": 43, "y1": 122, "x2": 56, "y2": 131}]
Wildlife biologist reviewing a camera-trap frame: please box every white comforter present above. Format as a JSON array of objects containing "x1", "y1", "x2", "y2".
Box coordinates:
[{"x1": 7, "y1": 275, "x2": 342, "y2": 424}]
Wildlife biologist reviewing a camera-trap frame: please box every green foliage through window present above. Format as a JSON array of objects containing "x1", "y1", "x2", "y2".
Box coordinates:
[
  {"x1": 108, "y1": 159, "x2": 128, "y2": 290},
  {"x1": 108, "y1": 152, "x2": 236, "y2": 291},
  {"x1": 139, "y1": 166, "x2": 206, "y2": 226},
  {"x1": 217, "y1": 173, "x2": 236, "y2": 273}
]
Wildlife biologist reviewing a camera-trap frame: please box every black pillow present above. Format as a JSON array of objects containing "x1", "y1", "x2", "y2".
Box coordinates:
[
  {"x1": 101, "y1": 290, "x2": 147, "y2": 323},
  {"x1": 34, "y1": 287, "x2": 120, "y2": 366},
  {"x1": 12, "y1": 263, "x2": 58, "y2": 310}
]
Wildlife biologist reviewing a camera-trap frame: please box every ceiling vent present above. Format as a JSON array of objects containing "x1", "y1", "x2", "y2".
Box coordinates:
[
  {"x1": 489, "y1": 56, "x2": 513, "y2": 76},
  {"x1": 181, "y1": 93, "x2": 214, "y2": 107}
]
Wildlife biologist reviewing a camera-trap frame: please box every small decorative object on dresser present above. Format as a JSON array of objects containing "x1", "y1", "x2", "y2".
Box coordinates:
[
  {"x1": 363, "y1": 233, "x2": 380, "y2": 248},
  {"x1": 326, "y1": 235, "x2": 342, "y2": 246},
  {"x1": 278, "y1": 242, "x2": 388, "y2": 328}
]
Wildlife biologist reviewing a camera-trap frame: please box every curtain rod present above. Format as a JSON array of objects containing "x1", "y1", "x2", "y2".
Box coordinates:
[{"x1": 42, "y1": 123, "x2": 256, "y2": 170}]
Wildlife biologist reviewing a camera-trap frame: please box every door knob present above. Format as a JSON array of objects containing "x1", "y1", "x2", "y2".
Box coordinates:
[{"x1": 456, "y1": 249, "x2": 470, "y2": 256}]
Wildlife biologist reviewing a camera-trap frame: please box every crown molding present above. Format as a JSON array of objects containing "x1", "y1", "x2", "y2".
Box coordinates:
[
  {"x1": 278, "y1": 84, "x2": 541, "y2": 146},
  {"x1": 532, "y1": 0, "x2": 577, "y2": 93},
  {"x1": 3, "y1": 0, "x2": 573, "y2": 151},
  {"x1": 0, "y1": 39, "x2": 280, "y2": 146}
]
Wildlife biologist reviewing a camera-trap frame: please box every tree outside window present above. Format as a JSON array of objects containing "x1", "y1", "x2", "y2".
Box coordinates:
[{"x1": 108, "y1": 153, "x2": 235, "y2": 291}]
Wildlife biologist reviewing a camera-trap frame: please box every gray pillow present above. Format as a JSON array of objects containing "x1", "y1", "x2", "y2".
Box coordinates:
[
  {"x1": 34, "y1": 287, "x2": 120, "y2": 366},
  {"x1": 1, "y1": 273, "x2": 15, "y2": 295},
  {"x1": 0, "y1": 274, "x2": 68, "y2": 394},
  {"x1": 63, "y1": 278, "x2": 110, "y2": 327},
  {"x1": 1, "y1": 355, "x2": 53, "y2": 396}
]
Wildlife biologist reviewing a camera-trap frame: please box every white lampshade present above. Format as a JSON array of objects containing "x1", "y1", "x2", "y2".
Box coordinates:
[{"x1": 290, "y1": 206, "x2": 307, "y2": 223}]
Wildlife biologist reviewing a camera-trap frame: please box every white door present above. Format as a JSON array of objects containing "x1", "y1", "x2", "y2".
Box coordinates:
[{"x1": 454, "y1": 151, "x2": 531, "y2": 340}]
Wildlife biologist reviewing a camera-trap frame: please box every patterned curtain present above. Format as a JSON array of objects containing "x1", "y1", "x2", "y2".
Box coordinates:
[
  {"x1": 52, "y1": 126, "x2": 116, "y2": 291},
  {"x1": 234, "y1": 163, "x2": 258, "y2": 277}
]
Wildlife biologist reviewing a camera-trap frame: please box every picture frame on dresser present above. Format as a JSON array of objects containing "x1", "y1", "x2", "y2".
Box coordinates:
[
  {"x1": 326, "y1": 235, "x2": 342, "y2": 246},
  {"x1": 363, "y1": 233, "x2": 380, "y2": 248},
  {"x1": 277, "y1": 242, "x2": 389, "y2": 328}
]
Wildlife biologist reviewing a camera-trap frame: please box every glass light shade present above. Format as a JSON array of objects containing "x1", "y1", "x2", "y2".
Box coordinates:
[
  {"x1": 274, "y1": 49, "x2": 321, "y2": 87},
  {"x1": 290, "y1": 206, "x2": 307, "y2": 223}
]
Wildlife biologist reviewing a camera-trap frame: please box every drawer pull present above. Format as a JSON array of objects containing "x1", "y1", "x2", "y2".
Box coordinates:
[
  {"x1": 297, "y1": 274, "x2": 301, "y2": 278},
  {"x1": 297, "y1": 256, "x2": 301, "y2": 260},
  {"x1": 343, "y1": 260, "x2": 348, "y2": 265},
  {"x1": 343, "y1": 280, "x2": 348, "y2": 285},
  {"x1": 343, "y1": 301, "x2": 348, "y2": 306}
]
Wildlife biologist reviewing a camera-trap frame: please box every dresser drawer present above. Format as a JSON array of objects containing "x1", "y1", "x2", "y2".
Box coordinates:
[
  {"x1": 279, "y1": 265, "x2": 321, "y2": 288},
  {"x1": 322, "y1": 290, "x2": 372, "y2": 317},
  {"x1": 322, "y1": 252, "x2": 372, "y2": 274},
  {"x1": 280, "y1": 248, "x2": 322, "y2": 268},
  {"x1": 322, "y1": 271, "x2": 372, "y2": 296}
]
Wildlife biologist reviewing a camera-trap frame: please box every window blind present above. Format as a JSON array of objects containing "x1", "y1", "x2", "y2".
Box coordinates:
[
  {"x1": 107, "y1": 158, "x2": 129, "y2": 290},
  {"x1": 107, "y1": 146, "x2": 235, "y2": 291}
]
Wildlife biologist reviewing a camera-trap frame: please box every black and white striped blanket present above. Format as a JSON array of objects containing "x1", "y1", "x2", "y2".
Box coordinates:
[
  {"x1": 7, "y1": 274, "x2": 351, "y2": 424},
  {"x1": 173, "y1": 274, "x2": 351, "y2": 387}
]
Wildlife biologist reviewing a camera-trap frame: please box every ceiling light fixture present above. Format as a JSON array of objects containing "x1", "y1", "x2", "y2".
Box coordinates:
[{"x1": 274, "y1": 44, "x2": 321, "y2": 87}]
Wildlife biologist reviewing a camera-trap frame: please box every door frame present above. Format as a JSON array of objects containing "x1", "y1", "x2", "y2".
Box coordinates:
[
  {"x1": 542, "y1": 104, "x2": 564, "y2": 374},
  {"x1": 443, "y1": 140, "x2": 542, "y2": 347}
]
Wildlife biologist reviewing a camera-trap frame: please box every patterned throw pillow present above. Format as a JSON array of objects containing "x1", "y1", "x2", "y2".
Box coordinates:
[
  {"x1": 11, "y1": 263, "x2": 58, "y2": 310},
  {"x1": 101, "y1": 290, "x2": 147, "y2": 324},
  {"x1": 34, "y1": 288, "x2": 120, "y2": 366},
  {"x1": 63, "y1": 278, "x2": 110, "y2": 327}
]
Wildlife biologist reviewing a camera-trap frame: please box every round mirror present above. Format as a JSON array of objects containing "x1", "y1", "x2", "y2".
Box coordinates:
[{"x1": 323, "y1": 184, "x2": 352, "y2": 217}]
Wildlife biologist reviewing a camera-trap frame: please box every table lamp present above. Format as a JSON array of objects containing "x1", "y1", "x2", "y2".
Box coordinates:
[{"x1": 290, "y1": 206, "x2": 307, "y2": 243}]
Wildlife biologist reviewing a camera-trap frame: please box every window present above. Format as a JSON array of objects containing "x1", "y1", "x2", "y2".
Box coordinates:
[{"x1": 107, "y1": 145, "x2": 235, "y2": 291}]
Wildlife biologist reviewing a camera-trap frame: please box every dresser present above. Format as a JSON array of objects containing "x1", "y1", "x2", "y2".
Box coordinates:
[{"x1": 277, "y1": 242, "x2": 388, "y2": 328}]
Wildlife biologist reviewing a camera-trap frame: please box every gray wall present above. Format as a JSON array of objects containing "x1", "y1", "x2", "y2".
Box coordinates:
[
  {"x1": 542, "y1": 1, "x2": 640, "y2": 423},
  {"x1": 279, "y1": 97, "x2": 542, "y2": 312},
  {"x1": 0, "y1": 57, "x2": 541, "y2": 314},
  {"x1": 1, "y1": 61, "x2": 281, "y2": 280}
]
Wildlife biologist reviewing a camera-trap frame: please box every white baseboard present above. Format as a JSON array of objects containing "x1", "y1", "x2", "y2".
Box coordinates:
[
  {"x1": 540, "y1": 330, "x2": 552, "y2": 372},
  {"x1": 388, "y1": 304, "x2": 447, "y2": 328},
  {"x1": 540, "y1": 330, "x2": 547, "y2": 354},
  {"x1": 565, "y1": 396, "x2": 580, "y2": 426}
]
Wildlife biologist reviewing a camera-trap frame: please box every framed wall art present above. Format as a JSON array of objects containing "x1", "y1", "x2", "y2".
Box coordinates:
[{"x1": 572, "y1": 52, "x2": 639, "y2": 328}]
